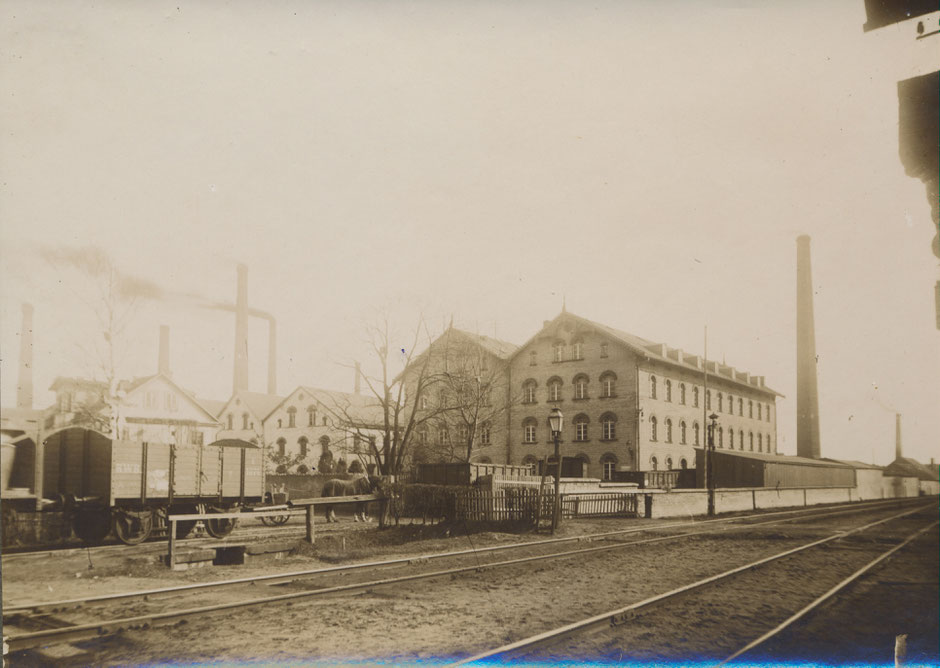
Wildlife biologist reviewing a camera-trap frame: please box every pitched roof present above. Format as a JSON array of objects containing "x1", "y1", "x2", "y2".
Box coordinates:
[
  {"x1": 514, "y1": 311, "x2": 783, "y2": 397},
  {"x1": 238, "y1": 392, "x2": 286, "y2": 421},
  {"x1": 298, "y1": 386, "x2": 387, "y2": 427},
  {"x1": 49, "y1": 376, "x2": 108, "y2": 392},
  {"x1": 884, "y1": 457, "x2": 939, "y2": 482},
  {"x1": 396, "y1": 327, "x2": 519, "y2": 383},
  {"x1": 824, "y1": 458, "x2": 884, "y2": 470},
  {"x1": 119, "y1": 373, "x2": 221, "y2": 424},
  {"x1": 713, "y1": 449, "x2": 853, "y2": 469},
  {"x1": 197, "y1": 398, "x2": 227, "y2": 418}
]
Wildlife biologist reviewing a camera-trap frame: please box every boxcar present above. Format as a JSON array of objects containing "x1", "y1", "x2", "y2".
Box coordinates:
[{"x1": 42, "y1": 427, "x2": 264, "y2": 544}]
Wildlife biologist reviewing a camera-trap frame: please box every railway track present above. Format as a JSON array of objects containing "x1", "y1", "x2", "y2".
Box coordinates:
[
  {"x1": 2, "y1": 497, "x2": 925, "y2": 658},
  {"x1": 450, "y1": 503, "x2": 937, "y2": 665}
]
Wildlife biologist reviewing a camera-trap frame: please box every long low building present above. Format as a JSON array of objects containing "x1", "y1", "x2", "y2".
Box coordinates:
[{"x1": 695, "y1": 449, "x2": 856, "y2": 489}]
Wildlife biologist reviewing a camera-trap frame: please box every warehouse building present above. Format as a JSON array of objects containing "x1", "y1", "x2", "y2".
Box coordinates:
[{"x1": 695, "y1": 449, "x2": 856, "y2": 489}]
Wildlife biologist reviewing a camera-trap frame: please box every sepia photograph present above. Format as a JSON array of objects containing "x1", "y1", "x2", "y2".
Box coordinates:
[{"x1": 1, "y1": 1, "x2": 938, "y2": 665}]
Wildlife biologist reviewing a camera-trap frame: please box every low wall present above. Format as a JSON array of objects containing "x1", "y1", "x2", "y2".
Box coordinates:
[
  {"x1": 647, "y1": 486, "x2": 865, "y2": 519},
  {"x1": 648, "y1": 490, "x2": 709, "y2": 518},
  {"x1": 882, "y1": 475, "x2": 919, "y2": 498},
  {"x1": 805, "y1": 487, "x2": 852, "y2": 505},
  {"x1": 753, "y1": 488, "x2": 806, "y2": 509}
]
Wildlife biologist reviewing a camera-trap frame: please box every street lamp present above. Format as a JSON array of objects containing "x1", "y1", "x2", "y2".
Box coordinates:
[
  {"x1": 706, "y1": 412, "x2": 719, "y2": 515},
  {"x1": 548, "y1": 407, "x2": 564, "y2": 534}
]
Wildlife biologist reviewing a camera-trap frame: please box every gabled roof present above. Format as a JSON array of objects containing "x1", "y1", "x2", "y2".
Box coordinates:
[
  {"x1": 197, "y1": 398, "x2": 227, "y2": 418},
  {"x1": 396, "y1": 326, "x2": 519, "y2": 384},
  {"x1": 266, "y1": 385, "x2": 386, "y2": 427},
  {"x1": 49, "y1": 376, "x2": 107, "y2": 392},
  {"x1": 512, "y1": 311, "x2": 784, "y2": 397},
  {"x1": 824, "y1": 458, "x2": 884, "y2": 470},
  {"x1": 235, "y1": 391, "x2": 285, "y2": 422},
  {"x1": 884, "y1": 457, "x2": 939, "y2": 482},
  {"x1": 120, "y1": 373, "x2": 221, "y2": 424},
  {"x1": 713, "y1": 449, "x2": 853, "y2": 469}
]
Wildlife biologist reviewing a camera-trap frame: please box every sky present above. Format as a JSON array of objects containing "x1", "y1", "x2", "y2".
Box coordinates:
[{"x1": 1, "y1": 1, "x2": 938, "y2": 466}]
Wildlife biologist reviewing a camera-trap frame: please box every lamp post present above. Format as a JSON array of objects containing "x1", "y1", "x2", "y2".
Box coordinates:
[
  {"x1": 548, "y1": 407, "x2": 564, "y2": 534},
  {"x1": 706, "y1": 412, "x2": 719, "y2": 515}
]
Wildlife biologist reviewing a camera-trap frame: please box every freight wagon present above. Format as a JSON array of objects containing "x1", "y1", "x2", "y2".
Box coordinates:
[{"x1": 21, "y1": 427, "x2": 264, "y2": 544}]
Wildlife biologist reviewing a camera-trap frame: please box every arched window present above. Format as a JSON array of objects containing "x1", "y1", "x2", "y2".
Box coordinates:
[
  {"x1": 757, "y1": 403, "x2": 762, "y2": 420},
  {"x1": 666, "y1": 457, "x2": 673, "y2": 470},
  {"x1": 650, "y1": 456, "x2": 658, "y2": 471},
  {"x1": 665, "y1": 380, "x2": 672, "y2": 402},
  {"x1": 418, "y1": 428, "x2": 429, "y2": 447},
  {"x1": 739, "y1": 430, "x2": 744, "y2": 449},
  {"x1": 757, "y1": 433, "x2": 763, "y2": 452},
  {"x1": 601, "y1": 412, "x2": 617, "y2": 440},
  {"x1": 650, "y1": 375, "x2": 658, "y2": 399},
  {"x1": 523, "y1": 418, "x2": 538, "y2": 444},
  {"x1": 680, "y1": 420, "x2": 687, "y2": 444},
  {"x1": 307, "y1": 405, "x2": 317, "y2": 426},
  {"x1": 766, "y1": 434, "x2": 772, "y2": 451},
  {"x1": 277, "y1": 437, "x2": 286, "y2": 457},
  {"x1": 548, "y1": 377, "x2": 563, "y2": 402},
  {"x1": 521, "y1": 454, "x2": 538, "y2": 471},
  {"x1": 600, "y1": 371, "x2": 617, "y2": 398},
  {"x1": 458, "y1": 424, "x2": 470, "y2": 443},
  {"x1": 693, "y1": 421, "x2": 700, "y2": 446},
  {"x1": 718, "y1": 426, "x2": 724, "y2": 448},
  {"x1": 729, "y1": 429, "x2": 734, "y2": 448},
  {"x1": 650, "y1": 416, "x2": 658, "y2": 442},
  {"x1": 706, "y1": 390, "x2": 712, "y2": 410},
  {"x1": 749, "y1": 431, "x2": 754, "y2": 451},
  {"x1": 226, "y1": 413, "x2": 233, "y2": 430},
  {"x1": 727, "y1": 393, "x2": 733, "y2": 413},
  {"x1": 717, "y1": 392, "x2": 723, "y2": 412},
  {"x1": 573, "y1": 414, "x2": 589, "y2": 442},
  {"x1": 679, "y1": 383, "x2": 686, "y2": 405},
  {"x1": 439, "y1": 426, "x2": 450, "y2": 446},
  {"x1": 480, "y1": 422, "x2": 491, "y2": 446},
  {"x1": 692, "y1": 386, "x2": 699, "y2": 407},
  {"x1": 680, "y1": 458, "x2": 688, "y2": 470},
  {"x1": 738, "y1": 398, "x2": 744, "y2": 416},
  {"x1": 572, "y1": 340, "x2": 584, "y2": 360},
  {"x1": 242, "y1": 412, "x2": 249, "y2": 430},
  {"x1": 749, "y1": 400, "x2": 753, "y2": 418},
  {"x1": 298, "y1": 435, "x2": 309, "y2": 458},
  {"x1": 523, "y1": 380, "x2": 537, "y2": 404},
  {"x1": 573, "y1": 374, "x2": 589, "y2": 400},
  {"x1": 552, "y1": 342, "x2": 564, "y2": 362},
  {"x1": 766, "y1": 405, "x2": 772, "y2": 422},
  {"x1": 322, "y1": 416, "x2": 328, "y2": 426},
  {"x1": 601, "y1": 453, "x2": 618, "y2": 481},
  {"x1": 665, "y1": 418, "x2": 673, "y2": 443},
  {"x1": 287, "y1": 406, "x2": 297, "y2": 428}
]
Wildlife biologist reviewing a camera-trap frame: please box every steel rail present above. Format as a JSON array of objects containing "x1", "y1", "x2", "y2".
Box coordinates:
[
  {"x1": 3, "y1": 497, "x2": 910, "y2": 615},
  {"x1": 719, "y1": 519, "x2": 940, "y2": 665},
  {"x1": 3, "y1": 503, "x2": 925, "y2": 652},
  {"x1": 449, "y1": 503, "x2": 934, "y2": 666}
]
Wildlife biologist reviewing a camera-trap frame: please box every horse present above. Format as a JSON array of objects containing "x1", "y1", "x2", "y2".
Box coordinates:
[{"x1": 320, "y1": 475, "x2": 380, "y2": 522}]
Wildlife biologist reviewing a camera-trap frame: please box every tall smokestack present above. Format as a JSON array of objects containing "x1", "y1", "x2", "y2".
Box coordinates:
[
  {"x1": 796, "y1": 235, "x2": 821, "y2": 459},
  {"x1": 895, "y1": 413, "x2": 903, "y2": 461},
  {"x1": 267, "y1": 317, "x2": 277, "y2": 395},
  {"x1": 158, "y1": 325, "x2": 171, "y2": 377},
  {"x1": 354, "y1": 361, "x2": 361, "y2": 395},
  {"x1": 16, "y1": 303, "x2": 34, "y2": 409},
  {"x1": 233, "y1": 264, "x2": 250, "y2": 393}
]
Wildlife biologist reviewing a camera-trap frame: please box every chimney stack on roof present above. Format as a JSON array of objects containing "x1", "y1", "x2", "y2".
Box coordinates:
[
  {"x1": 158, "y1": 325, "x2": 171, "y2": 377},
  {"x1": 796, "y1": 235, "x2": 822, "y2": 459},
  {"x1": 16, "y1": 303, "x2": 34, "y2": 409},
  {"x1": 895, "y1": 413, "x2": 903, "y2": 461}
]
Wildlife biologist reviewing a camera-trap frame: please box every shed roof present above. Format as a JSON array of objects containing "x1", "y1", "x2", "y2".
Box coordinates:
[
  {"x1": 824, "y1": 458, "x2": 884, "y2": 470},
  {"x1": 712, "y1": 449, "x2": 853, "y2": 469},
  {"x1": 884, "y1": 457, "x2": 939, "y2": 482}
]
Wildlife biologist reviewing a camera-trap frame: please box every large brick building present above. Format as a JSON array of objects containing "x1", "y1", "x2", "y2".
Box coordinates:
[{"x1": 509, "y1": 311, "x2": 781, "y2": 479}]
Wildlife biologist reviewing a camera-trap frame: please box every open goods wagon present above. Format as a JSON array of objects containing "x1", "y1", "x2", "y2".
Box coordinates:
[{"x1": 42, "y1": 427, "x2": 264, "y2": 544}]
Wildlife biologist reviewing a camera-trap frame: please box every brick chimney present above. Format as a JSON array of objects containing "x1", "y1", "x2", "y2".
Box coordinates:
[
  {"x1": 16, "y1": 303, "x2": 33, "y2": 409},
  {"x1": 158, "y1": 325, "x2": 171, "y2": 377},
  {"x1": 895, "y1": 413, "x2": 902, "y2": 461},
  {"x1": 796, "y1": 235, "x2": 821, "y2": 459},
  {"x1": 233, "y1": 264, "x2": 250, "y2": 393}
]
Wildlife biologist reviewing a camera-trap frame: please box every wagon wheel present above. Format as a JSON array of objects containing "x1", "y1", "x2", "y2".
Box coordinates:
[
  {"x1": 205, "y1": 507, "x2": 237, "y2": 538},
  {"x1": 113, "y1": 508, "x2": 154, "y2": 545},
  {"x1": 261, "y1": 514, "x2": 290, "y2": 526},
  {"x1": 73, "y1": 508, "x2": 112, "y2": 544},
  {"x1": 170, "y1": 505, "x2": 199, "y2": 539}
]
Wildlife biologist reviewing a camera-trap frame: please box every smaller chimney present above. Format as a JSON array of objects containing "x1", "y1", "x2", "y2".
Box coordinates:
[
  {"x1": 267, "y1": 317, "x2": 277, "y2": 395},
  {"x1": 895, "y1": 413, "x2": 902, "y2": 461},
  {"x1": 354, "y1": 361, "x2": 361, "y2": 395},
  {"x1": 16, "y1": 303, "x2": 34, "y2": 409},
  {"x1": 158, "y1": 325, "x2": 171, "y2": 377}
]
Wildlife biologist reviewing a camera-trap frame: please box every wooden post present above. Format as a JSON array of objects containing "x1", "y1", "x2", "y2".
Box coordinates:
[
  {"x1": 305, "y1": 505, "x2": 315, "y2": 544},
  {"x1": 167, "y1": 518, "x2": 176, "y2": 568}
]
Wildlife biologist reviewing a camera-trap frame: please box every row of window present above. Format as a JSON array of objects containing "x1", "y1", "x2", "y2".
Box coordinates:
[
  {"x1": 709, "y1": 426, "x2": 773, "y2": 453},
  {"x1": 520, "y1": 451, "x2": 621, "y2": 480},
  {"x1": 522, "y1": 412, "x2": 618, "y2": 443},
  {"x1": 649, "y1": 376, "x2": 772, "y2": 422},
  {"x1": 522, "y1": 373, "x2": 618, "y2": 404},
  {"x1": 225, "y1": 405, "x2": 331, "y2": 431},
  {"x1": 648, "y1": 456, "x2": 689, "y2": 472},
  {"x1": 417, "y1": 423, "x2": 493, "y2": 448},
  {"x1": 275, "y1": 433, "x2": 376, "y2": 457},
  {"x1": 527, "y1": 341, "x2": 611, "y2": 366}
]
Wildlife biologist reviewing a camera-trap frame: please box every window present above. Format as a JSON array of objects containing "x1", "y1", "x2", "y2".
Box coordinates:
[
  {"x1": 522, "y1": 454, "x2": 538, "y2": 472},
  {"x1": 529, "y1": 351, "x2": 537, "y2": 366},
  {"x1": 600, "y1": 372, "x2": 617, "y2": 398},
  {"x1": 729, "y1": 429, "x2": 734, "y2": 448},
  {"x1": 665, "y1": 418, "x2": 673, "y2": 443},
  {"x1": 650, "y1": 416, "x2": 658, "y2": 442},
  {"x1": 165, "y1": 393, "x2": 178, "y2": 411},
  {"x1": 693, "y1": 386, "x2": 699, "y2": 408},
  {"x1": 418, "y1": 429, "x2": 429, "y2": 447},
  {"x1": 738, "y1": 398, "x2": 743, "y2": 416},
  {"x1": 650, "y1": 456, "x2": 658, "y2": 471},
  {"x1": 242, "y1": 413, "x2": 249, "y2": 430},
  {"x1": 322, "y1": 416, "x2": 328, "y2": 426},
  {"x1": 601, "y1": 453, "x2": 617, "y2": 481},
  {"x1": 757, "y1": 403, "x2": 762, "y2": 420},
  {"x1": 679, "y1": 383, "x2": 686, "y2": 405},
  {"x1": 718, "y1": 426, "x2": 724, "y2": 448},
  {"x1": 227, "y1": 413, "x2": 233, "y2": 430},
  {"x1": 481, "y1": 422, "x2": 491, "y2": 446},
  {"x1": 666, "y1": 457, "x2": 673, "y2": 470},
  {"x1": 766, "y1": 405, "x2": 771, "y2": 422},
  {"x1": 573, "y1": 414, "x2": 589, "y2": 442},
  {"x1": 298, "y1": 436, "x2": 309, "y2": 457},
  {"x1": 307, "y1": 406, "x2": 316, "y2": 426},
  {"x1": 439, "y1": 427, "x2": 450, "y2": 446},
  {"x1": 419, "y1": 395, "x2": 429, "y2": 410},
  {"x1": 572, "y1": 341, "x2": 584, "y2": 360},
  {"x1": 739, "y1": 430, "x2": 744, "y2": 449},
  {"x1": 749, "y1": 431, "x2": 754, "y2": 451},
  {"x1": 523, "y1": 380, "x2": 537, "y2": 404},
  {"x1": 693, "y1": 422, "x2": 700, "y2": 446},
  {"x1": 191, "y1": 430, "x2": 204, "y2": 446},
  {"x1": 277, "y1": 437, "x2": 286, "y2": 457},
  {"x1": 287, "y1": 406, "x2": 297, "y2": 428},
  {"x1": 523, "y1": 418, "x2": 537, "y2": 444},
  {"x1": 573, "y1": 374, "x2": 588, "y2": 400},
  {"x1": 277, "y1": 418, "x2": 283, "y2": 428},
  {"x1": 757, "y1": 433, "x2": 763, "y2": 452},
  {"x1": 600, "y1": 343, "x2": 609, "y2": 358},
  {"x1": 717, "y1": 392, "x2": 723, "y2": 412},
  {"x1": 766, "y1": 434, "x2": 772, "y2": 451},
  {"x1": 145, "y1": 392, "x2": 158, "y2": 409},
  {"x1": 458, "y1": 425, "x2": 469, "y2": 443},
  {"x1": 706, "y1": 390, "x2": 711, "y2": 410},
  {"x1": 601, "y1": 413, "x2": 617, "y2": 440},
  {"x1": 680, "y1": 458, "x2": 688, "y2": 469},
  {"x1": 749, "y1": 400, "x2": 753, "y2": 418},
  {"x1": 650, "y1": 375, "x2": 657, "y2": 399},
  {"x1": 553, "y1": 343, "x2": 564, "y2": 362},
  {"x1": 680, "y1": 420, "x2": 687, "y2": 444},
  {"x1": 665, "y1": 380, "x2": 672, "y2": 402},
  {"x1": 548, "y1": 378, "x2": 563, "y2": 402},
  {"x1": 726, "y1": 393, "x2": 733, "y2": 413}
]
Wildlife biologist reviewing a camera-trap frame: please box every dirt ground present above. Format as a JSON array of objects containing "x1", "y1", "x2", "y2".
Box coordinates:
[{"x1": 3, "y1": 505, "x2": 937, "y2": 666}]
